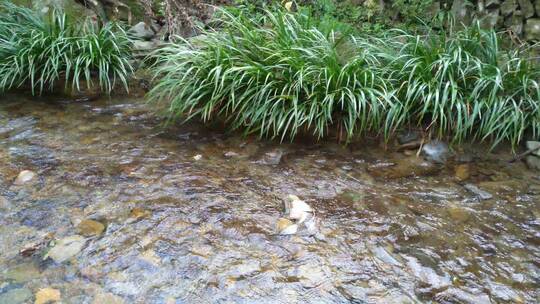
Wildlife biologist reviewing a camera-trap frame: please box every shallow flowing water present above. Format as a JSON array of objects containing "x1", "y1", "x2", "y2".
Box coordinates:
[{"x1": 0, "y1": 94, "x2": 539, "y2": 303}]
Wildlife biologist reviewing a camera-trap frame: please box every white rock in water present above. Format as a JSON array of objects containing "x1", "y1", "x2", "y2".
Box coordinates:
[
  {"x1": 193, "y1": 154, "x2": 203, "y2": 161},
  {"x1": 13, "y1": 170, "x2": 36, "y2": 185},
  {"x1": 286, "y1": 195, "x2": 312, "y2": 223},
  {"x1": 45, "y1": 235, "x2": 86, "y2": 263},
  {"x1": 280, "y1": 223, "x2": 298, "y2": 235}
]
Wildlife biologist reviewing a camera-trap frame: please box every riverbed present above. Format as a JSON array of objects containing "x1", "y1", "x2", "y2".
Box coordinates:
[{"x1": 1, "y1": 94, "x2": 539, "y2": 303}]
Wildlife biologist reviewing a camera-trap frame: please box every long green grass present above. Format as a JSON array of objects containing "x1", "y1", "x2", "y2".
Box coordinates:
[
  {"x1": 0, "y1": 2, "x2": 133, "y2": 95},
  {"x1": 148, "y1": 8, "x2": 540, "y2": 146}
]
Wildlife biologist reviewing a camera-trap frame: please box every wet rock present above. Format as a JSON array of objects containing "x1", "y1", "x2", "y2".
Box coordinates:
[
  {"x1": 129, "y1": 208, "x2": 151, "y2": 219},
  {"x1": 524, "y1": 19, "x2": 540, "y2": 41},
  {"x1": 260, "y1": 149, "x2": 284, "y2": 165},
  {"x1": 447, "y1": 205, "x2": 471, "y2": 223},
  {"x1": 3, "y1": 263, "x2": 40, "y2": 282},
  {"x1": 422, "y1": 141, "x2": 449, "y2": 163},
  {"x1": 397, "y1": 131, "x2": 420, "y2": 145},
  {"x1": 435, "y1": 288, "x2": 491, "y2": 304},
  {"x1": 525, "y1": 156, "x2": 540, "y2": 170},
  {"x1": 284, "y1": 195, "x2": 312, "y2": 223},
  {"x1": 454, "y1": 164, "x2": 470, "y2": 181},
  {"x1": 140, "y1": 249, "x2": 161, "y2": 266},
  {"x1": 526, "y1": 141, "x2": 540, "y2": 157},
  {"x1": 371, "y1": 246, "x2": 402, "y2": 266},
  {"x1": 294, "y1": 261, "x2": 328, "y2": 288},
  {"x1": 77, "y1": 219, "x2": 105, "y2": 237},
  {"x1": 45, "y1": 235, "x2": 86, "y2": 263},
  {"x1": 128, "y1": 22, "x2": 155, "y2": 41},
  {"x1": 464, "y1": 184, "x2": 493, "y2": 200},
  {"x1": 0, "y1": 287, "x2": 32, "y2": 304},
  {"x1": 92, "y1": 292, "x2": 124, "y2": 304},
  {"x1": 500, "y1": 0, "x2": 517, "y2": 16},
  {"x1": 488, "y1": 281, "x2": 523, "y2": 302},
  {"x1": 276, "y1": 218, "x2": 297, "y2": 235},
  {"x1": 0, "y1": 196, "x2": 9, "y2": 210},
  {"x1": 518, "y1": 0, "x2": 535, "y2": 18},
  {"x1": 13, "y1": 170, "x2": 36, "y2": 185},
  {"x1": 223, "y1": 151, "x2": 240, "y2": 158},
  {"x1": 35, "y1": 288, "x2": 61, "y2": 304},
  {"x1": 406, "y1": 256, "x2": 451, "y2": 292},
  {"x1": 193, "y1": 154, "x2": 203, "y2": 161}
]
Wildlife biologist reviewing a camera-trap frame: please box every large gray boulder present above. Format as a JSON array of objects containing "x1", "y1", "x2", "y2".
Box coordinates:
[{"x1": 524, "y1": 18, "x2": 540, "y2": 41}]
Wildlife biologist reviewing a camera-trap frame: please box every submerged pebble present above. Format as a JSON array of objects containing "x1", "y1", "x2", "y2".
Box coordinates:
[{"x1": 13, "y1": 170, "x2": 36, "y2": 185}]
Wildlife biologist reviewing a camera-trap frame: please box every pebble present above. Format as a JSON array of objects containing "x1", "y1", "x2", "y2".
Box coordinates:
[
  {"x1": 77, "y1": 219, "x2": 105, "y2": 237},
  {"x1": 13, "y1": 170, "x2": 36, "y2": 185},
  {"x1": 129, "y1": 208, "x2": 151, "y2": 219},
  {"x1": 4, "y1": 263, "x2": 40, "y2": 282},
  {"x1": 285, "y1": 195, "x2": 312, "y2": 224},
  {"x1": 193, "y1": 154, "x2": 203, "y2": 161},
  {"x1": 422, "y1": 140, "x2": 449, "y2": 163},
  {"x1": 464, "y1": 184, "x2": 493, "y2": 200},
  {"x1": 0, "y1": 288, "x2": 32, "y2": 304},
  {"x1": 46, "y1": 235, "x2": 86, "y2": 263},
  {"x1": 525, "y1": 141, "x2": 540, "y2": 157},
  {"x1": 454, "y1": 164, "x2": 470, "y2": 181},
  {"x1": 35, "y1": 288, "x2": 61, "y2": 304},
  {"x1": 92, "y1": 292, "x2": 124, "y2": 304},
  {"x1": 276, "y1": 218, "x2": 298, "y2": 235}
]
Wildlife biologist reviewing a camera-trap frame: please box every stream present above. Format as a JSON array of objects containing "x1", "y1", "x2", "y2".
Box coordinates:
[{"x1": 0, "y1": 94, "x2": 539, "y2": 303}]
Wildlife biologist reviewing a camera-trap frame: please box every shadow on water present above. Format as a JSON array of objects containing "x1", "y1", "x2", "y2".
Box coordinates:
[{"x1": 0, "y1": 93, "x2": 539, "y2": 303}]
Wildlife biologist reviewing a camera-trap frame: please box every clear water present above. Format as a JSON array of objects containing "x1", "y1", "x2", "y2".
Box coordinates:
[{"x1": 0, "y1": 94, "x2": 539, "y2": 303}]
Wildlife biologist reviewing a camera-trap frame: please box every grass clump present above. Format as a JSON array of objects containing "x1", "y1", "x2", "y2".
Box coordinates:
[
  {"x1": 0, "y1": 2, "x2": 133, "y2": 95},
  {"x1": 149, "y1": 8, "x2": 540, "y2": 147},
  {"x1": 149, "y1": 9, "x2": 395, "y2": 140}
]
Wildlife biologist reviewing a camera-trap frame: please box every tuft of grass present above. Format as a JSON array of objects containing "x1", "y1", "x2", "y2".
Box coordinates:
[
  {"x1": 148, "y1": 8, "x2": 394, "y2": 141},
  {"x1": 388, "y1": 23, "x2": 540, "y2": 146},
  {"x1": 0, "y1": 2, "x2": 133, "y2": 95},
  {"x1": 148, "y1": 7, "x2": 540, "y2": 147}
]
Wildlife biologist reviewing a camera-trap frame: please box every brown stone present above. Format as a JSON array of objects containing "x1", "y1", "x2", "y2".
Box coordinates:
[
  {"x1": 77, "y1": 219, "x2": 105, "y2": 237},
  {"x1": 454, "y1": 164, "x2": 470, "y2": 181},
  {"x1": 35, "y1": 288, "x2": 61, "y2": 304}
]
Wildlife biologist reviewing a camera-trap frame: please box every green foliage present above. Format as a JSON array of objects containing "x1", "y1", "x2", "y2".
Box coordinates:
[
  {"x1": 149, "y1": 8, "x2": 540, "y2": 147},
  {"x1": 0, "y1": 1, "x2": 133, "y2": 95},
  {"x1": 388, "y1": 24, "x2": 540, "y2": 146}
]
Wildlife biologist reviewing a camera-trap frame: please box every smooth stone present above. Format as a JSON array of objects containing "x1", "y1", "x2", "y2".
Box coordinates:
[
  {"x1": 35, "y1": 288, "x2": 61, "y2": 304},
  {"x1": 422, "y1": 140, "x2": 449, "y2": 163},
  {"x1": 285, "y1": 195, "x2": 312, "y2": 223},
  {"x1": 447, "y1": 205, "x2": 471, "y2": 223},
  {"x1": 129, "y1": 208, "x2": 151, "y2": 219},
  {"x1": 3, "y1": 263, "x2": 40, "y2": 282},
  {"x1": 46, "y1": 235, "x2": 86, "y2": 263},
  {"x1": 500, "y1": 0, "x2": 517, "y2": 16},
  {"x1": 13, "y1": 170, "x2": 36, "y2": 185},
  {"x1": 524, "y1": 18, "x2": 540, "y2": 41},
  {"x1": 518, "y1": 0, "x2": 535, "y2": 18},
  {"x1": 525, "y1": 155, "x2": 540, "y2": 170},
  {"x1": 455, "y1": 164, "x2": 470, "y2": 181},
  {"x1": 128, "y1": 22, "x2": 155, "y2": 41},
  {"x1": 406, "y1": 256, "x2": 451, "y2": 291},
  {"x1": 276, "y1": 218, "x2": 297, "y2": 235},
  {"x1": 193, "y1": 154, "x2": 203, "y2": 161},
  {"x1": 464, "y1": 184, "x2": 493, "y2": 200},
  {"x1": 92, "y1": 292, "x2": 124, "y2": 304},
  {"x1": 0, "y1": 288, "x2": 32, "y2": 304},
  {"x1": 397, "y1": 131, "x2": 420, "y2": 145},
  {"x1": 525, "y1": 141, "x2": 540, "y2": 157},
  {"x1": 260, "y1": 149, "x2": 284, "y2": 165},
  {"x1": 77, "y1": 220, "x2": 105, "y2": 237}
]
